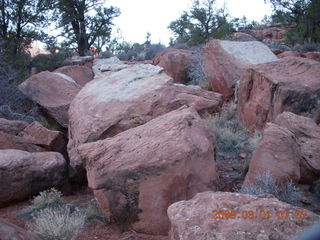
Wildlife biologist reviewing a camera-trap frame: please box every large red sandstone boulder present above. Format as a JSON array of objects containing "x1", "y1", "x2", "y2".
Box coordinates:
[
  {"x1": 243, "y1": 112, "x2": 320, "y2": 186},
  {"x1": 0, "y1": 149, "x2": 68, "y2": 207},
  {"x1": 54, "y1": 65, "x2": 93, "y2": 86},
  {"x1": 18, "y1": 71, "x2": 82, "y2": 127},
  {"x1": 152, "y1": 49, "x2": 198, "y2": 83},
  {"x1": 0, "y1": 118, "x2": 66, "y2": 154},
  {"x1": 238, "y1": 57, "x2": 320, "y2": 129},
  {"x1": 0, "y1": 218, "x2": 36, "y2": 240},
  {"x1": 168, "y1": 192, "x2": 320, "y2": 240},
  {"x1": 68, "y1": 63, "x2": 223, "y2": 180},
  {"x1": 78, "y1": 107, "x2": 219, "y2": 235},
  {"x1": 202, "y1": 40, "x2": 278, "y2": 99}
]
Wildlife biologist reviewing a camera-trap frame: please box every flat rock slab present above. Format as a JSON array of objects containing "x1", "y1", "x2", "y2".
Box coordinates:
[
  {"x1": 68, "y1": 63, "x2": 223, "y2": 178},
  {"x1": 244, "y1": 112, "x2": 320, "y2": 186},
  {"x1": 0, "y1": 149, "x2": 68, "y2": 207},
  {"x1": 202, "y1": 40, "x2": 278, "y2": 99},
  {"x1": 93, "y1": 57, "x2": 129, "y2": 77},
  {"x1": 78, "y1": 107, "x2": 219, "y2": 235},
  {"x1": 168, "y1": 191, "x2": 320, "y2": 240},
  {"x1": 238, "y1": 57, "x2": 320, "y2": 129},
  {"x1": 19, "y1": 71, "x2": 82, "y2": 127}
]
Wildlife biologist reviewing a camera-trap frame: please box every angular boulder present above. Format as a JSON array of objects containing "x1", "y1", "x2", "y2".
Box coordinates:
[
  {"x1": 243, "y1": 112, "x2": 320, "y2": 186},
  {"x1": 0, "y1": 149, "x2": 68, "y2": 207},
  {"x1": 168, "y1": 192, "x2": 319, "y2": 240},
  {"x1": 54, "y1": 65, "x2": 94, "y2": 86},
  {"x1": 78, "y1": 107, "x2": 219, "y2": 235},
  {"x1": 18, "y1": 71, "x2": 82, "y2": 127},
  {"x1": 0, "y1": 118, "x2": 66, "y2": 154},
  {"x1": 202, "y1": 40, "x2": 278, "y2": 99},
  {"x1": 153, "y1": 49, "x2": 198, "y2": 83},
  {"x1": 0, "y1": 218, "x2": 36, "y2": 240},
  {"x1": 68, "y1": 63, "x2": 223, "y2": 178},
  {"x1": 238, "y1": 57, "x2": 320, "y2": 129}
]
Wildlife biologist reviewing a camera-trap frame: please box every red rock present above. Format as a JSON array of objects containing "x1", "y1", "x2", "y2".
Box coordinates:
[
  {"x1": 230, "y1": 32, "x2": 256, "y2": 41},
  {"x1": 271, "y1": 48, "x2": 284, "y2": 55},
  {"x1": 0, "y1": 118, "x2": 28, "y2": 135},
  {"x1": 0, "y1": 218, "x2": 36, "y2": 240},
  {"x1": 0, "y1": 149, "x2": 68, "y2": 207},
  {"x1": 19, "y1": 121, "x2": 66, "y2": 153},
  {"x1": 303, "y1": 51, "x2": 320, "y2": 62},
  {"x1": 68, "y1": 63, "x2": 223, "y2": 180},
  {"x1": 18, "y1": 71, "x2": 82, "y2": 127},
  {"x1": 238, "y1": 57, "x2": 320, "y2": 129},
  {"x1": 254, "y1": 27, "x2": 287, "y2": 42},
  {"x1": 64, "y1": 56, "x2": 94, "y2": 68},
  {"x1": 153, "y1": 49, "x2": 198, "y2": 83},
  {"x1": 78, "y1": 107, "x2": 219, "y2": 235},
  {"x1": 278, "y1": 51, "x2": 301, "y2": 58},
  {"x1": 0, "y1": 132, "x2": 45, "y2": 152},
  {"x1": 244, "y1": 112, "x2": 320, "y2": 186},
  {"x1": 0, "y1": 118, "x2": 66, "y2": 154},
  {"x1": 202, "y1": 40, "x2": 278, "y2": 100},
  {"x1": 168, "y1": 192, "x2": 320, "y2": 240},
  {"x1": 54, "y1": 65, "x2": 94, "y2": 86}
]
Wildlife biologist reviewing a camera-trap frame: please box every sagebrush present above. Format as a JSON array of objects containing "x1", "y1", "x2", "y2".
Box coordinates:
[
  {"x1": 27, "y1": 205, "x2": 86, "y2": 240},
  {"x1": 240, "y1": 172, "x2": 301, "y2": 205}
]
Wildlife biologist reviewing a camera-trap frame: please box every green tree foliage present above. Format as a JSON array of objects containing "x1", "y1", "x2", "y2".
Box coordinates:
[
  {"x1": 168, "y1": 0, "x2": 235, "y2": 46},
  {"x1": 267, "y1": 0, "x2": 320, "y2": 44},
  {"x1": 56, "y1": 0, "x2": 120, "y2": 56},
  {"x1": 0, "y1": 0, "x2": 54, "y2": 55}
]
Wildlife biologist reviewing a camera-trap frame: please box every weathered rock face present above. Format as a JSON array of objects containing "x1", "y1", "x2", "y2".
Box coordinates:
[
  {"x1": 18, "y1": 71, "x2": 82, "y2": 128},
  {"x1": 0, "y1": 218, "x2": 36, "y2": 240},
  {"x1": 230, "y1": 32, "x2": 256, "y2": 41},
  {"x1": 78, "y1": 107, "x2": 219, "y2": 235},
  {"x1": 278, "y1": 51, "x2": 301, "y2": 58},
  {"x1": 54, "y1": 65, "x2": 94, "y2": 86},
  {"x1": 253, "y1": 27, "x2": 287, "y2": 43},
  {"x1": 303, "y1": 51, "x2": 320, "y2": 62},
  {"x1": 244, "y1": 112, "x2": 320, "y2": 186},
  {"x1": 238, "y1": 57, "x2": 320, "y2": 129},
  {"x1": 68, "y1": 63, "x2": 223, "y2": 179},
  {"x1": 92, "y1": 57, "x2": 129, "y2": 77},
  {"x1": 202, "y1": 40, "x2": 278, "y2": 100},
  {"x1": 0, "y1": 149, "x2": 68, "y2": 207},
  {"x1": 0, "y1": 118, "x2": 66, "y2": 154},
  {"x1": 153, "y1": 49, "x2": 198, "y2": 84},
  {"x1": 168, "y1": 191, "x2": 320, "y2": 240}
]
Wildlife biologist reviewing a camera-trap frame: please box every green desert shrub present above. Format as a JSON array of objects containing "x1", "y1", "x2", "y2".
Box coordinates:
[
  {"x1": 206, "y1": 104, "x2": 248, "y2": 153},
  {"x1": 31, "y1": 51, "x2": 72, "y2": 72},
  {"x1": 27, "y1": 205, "x2": 86, "y2": 240},
  {"x1": 30, "y1": 188, "x2": 63, "y2": 212},
  {"x1": 240, "y1": 172, "x2": 301, "y2": 205}
]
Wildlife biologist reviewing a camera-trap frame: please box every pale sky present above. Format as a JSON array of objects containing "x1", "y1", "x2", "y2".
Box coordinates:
[{"x1": 105, "y1": 0, "x2": 273, "y2": 45}]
